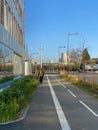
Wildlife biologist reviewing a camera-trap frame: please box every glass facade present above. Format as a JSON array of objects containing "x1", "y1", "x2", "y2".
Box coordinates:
[
  {"x1": 0, "y1": 0, "x2": 32, "y2": 77},
  {"x1": 0, "y1": 0, "x2": 26, "y2": 77},
  {"x1": 0, "y1": 42, "x2": 24, "y2": 76},
  {"x1": 0, "y1": 0, "x2": 24, "y2": 47},
  {"x1": 13, "y1": 52, "x2": 22, "y2": 75},
  {"x1": 0, "y1": 42, "x2": 13, "y2": 76}
]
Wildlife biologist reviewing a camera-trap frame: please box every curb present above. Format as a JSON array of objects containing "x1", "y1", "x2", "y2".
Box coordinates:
[{"x1": 0, "y1": 106, "x2": 30, "y2": 125}]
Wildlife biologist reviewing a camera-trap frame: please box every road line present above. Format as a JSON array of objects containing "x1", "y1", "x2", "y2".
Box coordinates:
[
  {"x1": 56, "y1": 79, "x2": 67, "y2": 88},
  {"x1": 56, "y1": 79, "x2": 76, "y2": 98},
  {"x1": 47, "y1": 76, "x2": 71, "y2": 130},
  {"x1": 79, "y1": 100, "x2": 98, "y2": 117},
  {"x1": 67, "y1": 89, "x2": 77, "y2": 98}
]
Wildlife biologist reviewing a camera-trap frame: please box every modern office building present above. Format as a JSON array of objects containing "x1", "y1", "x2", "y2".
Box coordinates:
[{"x1": 0, "y1": 0, "x2": 31, "y2": 76}]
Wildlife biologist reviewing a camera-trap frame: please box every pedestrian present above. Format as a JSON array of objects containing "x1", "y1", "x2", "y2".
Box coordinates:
[{"x1": 39, "y1": 69, "x2": 44, "y2": 83}]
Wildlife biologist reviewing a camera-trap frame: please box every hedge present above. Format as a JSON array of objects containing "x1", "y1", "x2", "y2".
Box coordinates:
[{"x1": 0, "y1": 76, "x2": 14, "y2": 84}]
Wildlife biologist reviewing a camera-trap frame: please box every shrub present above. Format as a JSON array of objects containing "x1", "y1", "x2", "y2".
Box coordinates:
[
  {"x1": 0, "y1": 75, "x2": 38, "y2": 123},
  {"x1": 0, "y1": 76, "x2": 14, "y2": 84}
]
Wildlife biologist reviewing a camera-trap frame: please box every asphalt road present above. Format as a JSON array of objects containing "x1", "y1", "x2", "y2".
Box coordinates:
[{"x1": 1, "y1": 73, "x2": 98, "y2": 130}]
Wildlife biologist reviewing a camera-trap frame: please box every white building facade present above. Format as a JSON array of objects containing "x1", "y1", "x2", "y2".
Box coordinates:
[{"x1": 0, "y1": 0, "x2": 31, "y2": 76}]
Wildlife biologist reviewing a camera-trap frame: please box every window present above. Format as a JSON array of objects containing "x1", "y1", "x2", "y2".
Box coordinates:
[{"x1": 1, "y1": 0, "x2": 4, "y2": 25}]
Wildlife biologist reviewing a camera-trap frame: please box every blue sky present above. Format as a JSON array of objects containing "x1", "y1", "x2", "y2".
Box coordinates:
[{"x1": 25, "y1": 0, "x2": 98, "y2": 62}]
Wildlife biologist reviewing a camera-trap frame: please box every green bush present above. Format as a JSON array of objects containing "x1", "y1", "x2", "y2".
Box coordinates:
[
  {"x1": 0, "y1": 75, "x2": 38, "y2": 123},
  {"x1": 0, "y1": 76, "x2": 14, "y2": 84}
]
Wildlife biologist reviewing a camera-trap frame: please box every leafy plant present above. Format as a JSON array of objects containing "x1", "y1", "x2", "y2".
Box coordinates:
[
  {"x1": 0, "y1": 76, "x2": 14, "y2": 84},
  {"x1": 0, "y1": 75, "x2": 38, "y2": 123}
]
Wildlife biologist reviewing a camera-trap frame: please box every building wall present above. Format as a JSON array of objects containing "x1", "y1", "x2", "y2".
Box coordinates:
[
  {"x1": 0, "y1": 0, "x2": 24, "y2": 48},
  {"x1": 0, "y1": 42, "x2": 13, "y2": 75},
  {"x1": 0, "y1": 0, "x2": 28, "y2": 76}
]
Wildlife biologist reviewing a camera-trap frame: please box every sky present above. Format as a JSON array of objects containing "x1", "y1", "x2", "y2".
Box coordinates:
[{"x1": 25, "y1": 0, "x2": 98, "y2": 62}]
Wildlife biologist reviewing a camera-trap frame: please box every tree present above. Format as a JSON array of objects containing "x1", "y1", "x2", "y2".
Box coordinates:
[
  {"x1": 70, "y1": 48, "x2": 83, "y2": 71},
  {"x1": 70, "y1": 48, "x2": 82, "y2": 63},
  {"x1": 82, "y1": 48, "x2": 90, "y2": 62}
]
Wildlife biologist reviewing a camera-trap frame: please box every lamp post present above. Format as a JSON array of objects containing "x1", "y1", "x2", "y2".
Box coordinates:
[
  {"x1": 40, "y1": 45, "x2": 43, "y2": 69},
  {"x1": 31, "y1": 53, "x2": 39, "y2": 64},
  {"x1": 67, "y1": 33, "x2": 79, "y2": 74},
  {"x1": 31, "y1": 53, "x2": 39, "y2": 74}
]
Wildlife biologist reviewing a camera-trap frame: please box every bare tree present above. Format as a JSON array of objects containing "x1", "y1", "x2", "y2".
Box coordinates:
[{"x1": 70, "y1": 48, "x2": 82, "y2": 63}]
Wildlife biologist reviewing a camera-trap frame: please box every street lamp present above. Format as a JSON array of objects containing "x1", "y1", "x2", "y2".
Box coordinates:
[
  {"x1": 40, "y1": 45, "x2": 43, "y2": 69},
  {"x1": 30, "y1": 53, "x2": 39, "y2": 74},
  {"x1": 31, "y1": 53, "x2": 39, "y2": 64},
  {"x1": 67, "y1": 33, "x2": 79, "y2": 73}
]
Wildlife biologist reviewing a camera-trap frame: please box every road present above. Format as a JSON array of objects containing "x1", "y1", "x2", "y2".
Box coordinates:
[{"x1": 0, "y1": 73, "x2": 98, "y2": 130}]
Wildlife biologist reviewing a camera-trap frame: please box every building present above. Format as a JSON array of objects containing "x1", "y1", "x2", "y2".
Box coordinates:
[
  {"x1": 61, "y1": 53, "x2": 68, "y2": 64},
  {"x1": 0, "y1": 0, "x2": 31, "y2": 76}
]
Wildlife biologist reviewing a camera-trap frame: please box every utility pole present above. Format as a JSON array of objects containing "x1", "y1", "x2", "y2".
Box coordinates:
[
  {"x1": 67, "y1": 33, "x2": 79, "y2": 74},
  {"x1": 82, "y1": 38, "x2": 85, "y2": 81},
  {"x1": 40, "y1": 45, "x2": 42, "y2": 69}
]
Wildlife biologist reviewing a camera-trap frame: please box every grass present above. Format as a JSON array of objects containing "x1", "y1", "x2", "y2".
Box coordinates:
[
  {"x1": 60, "y1": 70, "x2": 98, "y2": 98},
  {"x1": 0, "y1": 75, "x2": 39, "y2": 123}
]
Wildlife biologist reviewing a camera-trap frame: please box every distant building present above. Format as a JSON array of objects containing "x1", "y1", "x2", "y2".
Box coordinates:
[
  {"x1": 0, "y1": 0, "x2": 31, "y2": 76},
  {"x1": 61, "y1": 53, "x2": 68, "y2": 64},
  {"x1": 49, "y1": 60, "x2": 54, "y2": 63}
]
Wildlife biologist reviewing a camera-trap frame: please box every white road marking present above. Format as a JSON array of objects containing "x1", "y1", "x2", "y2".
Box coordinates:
[
  {"x1": 56, "y1": 79, "x2": 67, "y2": 88},
  {"x1": 79, "y1": 100, "x2": 98, "y2": 117},
  {"x1": 67, "y1": 89, "x2": 77, "y2": 98},
  {"x1": 55, "y1": 77, "x2": 98, "y2": 118},
  {"x1": 56, "y1": 79, "x2": 76, "y2": 98},
  {"x1": 47, "y1": 76, "x2": 71, "y2": 130}
]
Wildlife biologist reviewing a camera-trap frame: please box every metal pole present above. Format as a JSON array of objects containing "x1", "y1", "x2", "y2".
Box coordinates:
[
  {"x1": 82, "y1": 40, "x2": 85, "y2": 81},
  {"x1": 40, "y1": 45, "x2": 42, "y2": 69},
  {"x1": 58, "y1": 47, "x2": 60, "y2": 71},
  {"x1": 59, "y1": 47, "x2": 60, "y2": 63},
  {"x1": 67, "y1": 34, "x2": 69, "y2": 74},
  {"x1": 67, "y1": 33, "x2": 79, "y2": 74}
]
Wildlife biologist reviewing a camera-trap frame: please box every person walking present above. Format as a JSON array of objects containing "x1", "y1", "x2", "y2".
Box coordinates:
[{"x1": 39, "y1": 69, "x2": 44, "y2": 83}]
